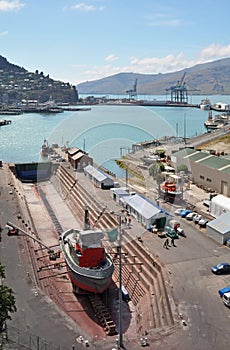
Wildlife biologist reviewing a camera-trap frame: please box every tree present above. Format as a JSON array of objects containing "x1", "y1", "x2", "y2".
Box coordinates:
[
  {"x1": 0, "y1": 263, "x2": 17, "y2": 333},
  {"x1": 149, "y1": 162, "x2": 165, "y2": 178},
  {"x1": 177, "y1": 164, "x2": 189, "y2": 174}
]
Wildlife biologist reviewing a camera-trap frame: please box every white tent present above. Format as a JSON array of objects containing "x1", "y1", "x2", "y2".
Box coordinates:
[{"x1": 210, "y1": 195, "x2": 230, "y2": 218}]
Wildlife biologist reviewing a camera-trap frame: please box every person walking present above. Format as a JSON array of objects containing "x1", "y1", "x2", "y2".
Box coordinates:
[
  {"x1": 166, "y1": 238, "x2": 169, "y2": 248},
  {"x1": 163, "y1": 238, "x2": 169, "y2": 249}
]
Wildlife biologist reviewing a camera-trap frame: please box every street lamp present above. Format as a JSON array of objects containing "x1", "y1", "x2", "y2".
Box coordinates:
[{"x1": 111, "y1": 210, "x2": 124, "y2": 349}]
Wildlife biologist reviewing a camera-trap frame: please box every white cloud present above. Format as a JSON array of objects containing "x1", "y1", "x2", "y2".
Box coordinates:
[
  {"x1": 148, "y1": 18, "x2": 181, "y2": 27},
  {"x1": 80, "y1": 64, "x2": 122, "y2": 82},
  {"x1": 128, "y1": 53, "x2": 195, "y2": 74},
  {"x1": 0, "y1": 0, "x2": 25, "y2": 12},
  {"x1": 200, "y1": 43, "x2": 230, "y2": 59},
  {"x1": 75, "y1": 43, "x2": 230, "y2": 83},
  {"x1": 0, "y1": 30, "x2": 8, "y2": 36},
  {"x1": 105, "y1": 54, "x2": 119, "y2": 62},
  {"x1": 147, "y1": 11, "x2": 181, "y2": 27},
  {"x1": 72, "y1": 2, "x2": 105, "y2": 12}
]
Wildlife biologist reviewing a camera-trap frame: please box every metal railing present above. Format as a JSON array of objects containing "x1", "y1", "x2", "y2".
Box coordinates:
[{"x1": 1, "y1": 325, "x2": 69, "y2": 350}]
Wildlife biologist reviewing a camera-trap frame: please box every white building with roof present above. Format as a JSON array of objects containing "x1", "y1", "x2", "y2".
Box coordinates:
[
  {"x1": 210, "y1": 194, "x2": 230, "y2": 218},
  {"x1": 206, "y1": 213, "x2": 230, "y2": 245},
  {"x1": 122, "y1": 193, "x2": 171, "y2": 229},
  {"x1": 84, "y1": 164, "x2": 114, "y2": 189},
  {"x1": 110, "y1": 187, "x2": 131, "y2": 203}
]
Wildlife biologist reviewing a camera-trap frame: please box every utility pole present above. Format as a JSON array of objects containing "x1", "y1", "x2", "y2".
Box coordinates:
[
  {"x1": 184, "y1": 113, "x2": 187, "y2": 144},
  {"x1": 110, "y1": 211, "x2": 125, "y2": 349},
  {"x1": 118, "y1": 214, "x2": 123, "y2": 349}
]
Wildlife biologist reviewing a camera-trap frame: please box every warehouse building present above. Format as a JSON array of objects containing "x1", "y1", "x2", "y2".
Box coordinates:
[
  {"x1": 67, "y1": 147, "x2": 93, "y2": 171},
  {"x1": 84, "y1": 164, "x2": 114, "y2": 189},
  {"x1": 171, "y1": 148, "x2": 230, "y2": 197}
]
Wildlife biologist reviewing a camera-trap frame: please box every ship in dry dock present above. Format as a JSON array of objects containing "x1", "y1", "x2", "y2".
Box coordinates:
[{"x1": 60, "y1": 208, "x2": 115, "y2": 294}]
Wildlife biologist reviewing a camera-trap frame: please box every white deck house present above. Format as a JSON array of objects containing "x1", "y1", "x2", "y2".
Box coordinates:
[{"x1": 84, "y1": 164, "x2": 114, "y2": 189}]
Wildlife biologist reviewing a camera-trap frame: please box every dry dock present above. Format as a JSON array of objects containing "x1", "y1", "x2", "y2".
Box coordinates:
[{"x1": 1, "y1": 162, "x2": 178, "y2": 349}]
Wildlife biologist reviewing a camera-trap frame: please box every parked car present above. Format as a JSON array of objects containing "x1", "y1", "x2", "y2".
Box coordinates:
[
  {"x1": 219, "y1": 286, "x2": 230, "y2": 297},
  {"x1": 222, "y1": 292, "x2": 230, "y2": 307},
  {"x1": 198, "y1": 217, "x2": 209, "y2": 227},
  {"x1": 164, "y1": 226, "x2": 179, "y2": 239},
  {"x1": 211, "y1": 262, "x2": 230, "y2": 275},
  {"x1": 186, "y1": 212, "x2": 196, "y2": 221},
  {"x1": 180, "y1": 209, "x2": 192, "y2": 218},
  {"x1": 174, "y1": 208, "x2": 186, "y2": 216},
  {"x1": 7, "y1": 227, "x2": 19, "y2": 236},
  {"x1": 193, "y1": 214, "x2": 202, "y2": 224}
]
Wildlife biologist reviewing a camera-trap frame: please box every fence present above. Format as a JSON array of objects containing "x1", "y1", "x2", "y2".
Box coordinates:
[{"x1": 1, "y1": 325, "x2": 69, "y2": 350}]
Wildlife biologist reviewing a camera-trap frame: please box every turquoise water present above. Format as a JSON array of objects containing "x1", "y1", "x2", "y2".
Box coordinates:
[{"x1": 0, "y1": 95, "x2": 228, "y2": 176}]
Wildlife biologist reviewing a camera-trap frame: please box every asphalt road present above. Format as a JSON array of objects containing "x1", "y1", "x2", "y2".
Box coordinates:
[{"x1": 142, "y1": 217, "x2": 230, "y2": 350}]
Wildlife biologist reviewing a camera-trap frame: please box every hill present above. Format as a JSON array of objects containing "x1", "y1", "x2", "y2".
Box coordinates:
[
  {"x1": 0, "y1": 55, "x2": 78, "y2": 104},
  {"x1": 77, "y1": 58, "x2": 230, "y2": 95}
]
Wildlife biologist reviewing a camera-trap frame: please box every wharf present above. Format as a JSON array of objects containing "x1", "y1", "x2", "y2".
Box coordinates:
[
  {"x1": 0, "y1": 109, "x2": 21, "y2": 115},
  {"x1": 61, "y1": 107, "x2": 91, "y2": 111}
]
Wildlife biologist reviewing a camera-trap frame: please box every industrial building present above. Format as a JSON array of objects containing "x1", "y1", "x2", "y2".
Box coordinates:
[
  {"x1": 84, "y1": 164, "x2": 114, "y2": 189},
  {"x1": 209, "y1": 194, "x2": 230, "y2": 217},
  {"x1": 206, "y1": 213, "x2": 230, "y2": 245},
  {"x1": 171, "y1": 148, "x2": 230, "y2": 197},
  {"x1": 67, "y1": 147, "x2": 93, "y2": 171},
  {"x1": 120, "y1": 193, "x2": 171, "y2": 230}
]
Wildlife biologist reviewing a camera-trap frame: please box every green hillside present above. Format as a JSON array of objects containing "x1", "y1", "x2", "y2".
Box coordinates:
[{"x1": 0, "y1": 55, "x2": 78, "y2": 104}]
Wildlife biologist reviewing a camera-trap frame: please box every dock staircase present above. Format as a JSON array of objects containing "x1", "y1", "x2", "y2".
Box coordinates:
[{"x1": 51, "y1": 163, "x2": 175, "y2": 336}]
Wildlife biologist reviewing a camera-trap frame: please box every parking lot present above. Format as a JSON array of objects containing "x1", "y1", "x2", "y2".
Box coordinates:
[{"x1": 141, "y1": 209, "x2": 230, "y2": 350}]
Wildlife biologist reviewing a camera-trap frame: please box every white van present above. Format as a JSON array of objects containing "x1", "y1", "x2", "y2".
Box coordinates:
[{"x1": 222, "y1": 292, "x2": 230, "y2": 306}]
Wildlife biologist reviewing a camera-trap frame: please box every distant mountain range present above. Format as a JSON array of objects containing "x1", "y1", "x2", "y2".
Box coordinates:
[{"x1": 77, "y1": 58, "x2": 230, "y2": 96}]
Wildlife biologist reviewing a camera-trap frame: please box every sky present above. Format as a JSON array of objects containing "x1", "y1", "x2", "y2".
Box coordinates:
[{"x1": 1, "y1": 0, "x2": 230, "y2": 87}]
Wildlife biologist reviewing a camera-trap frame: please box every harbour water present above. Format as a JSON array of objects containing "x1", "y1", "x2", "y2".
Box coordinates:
[{"x1": 0, "y1": 94, "x2": 229, "y2": 176}]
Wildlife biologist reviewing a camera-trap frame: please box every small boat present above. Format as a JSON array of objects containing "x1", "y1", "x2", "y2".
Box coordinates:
[
  {"x1": 204, "y1": 111, "x2": 229, "y2": 130},
  {"x1": 200, "y1": 98, "x2": 211, "y2": 110},
  {"x1": 160, "y1": 181, "x2": 183, "y2": 203},
  {"x1": 60, "y1": 228, "x2": 114, "y2": 293},
  {"x1": 211, "y1": 102, "x2": 230, "y2": 112},
  {"x1": 60, "y1": 208, "x2": 114, "y2": 294},
  {"x1": 160, "y1": 181, "x2": 182, "y2": 195},
  {"x1": 40, "y1": 139, "x2": 51, "y2": 157},
  {"x1": 0, "y1": 119, "x2": 12, "y2": 126}
]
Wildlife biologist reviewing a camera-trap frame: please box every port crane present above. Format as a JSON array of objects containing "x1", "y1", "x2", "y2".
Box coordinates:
[
  {"x1": 166, "y1": 72, "x2": 200, "y2": 104},
  {"x1": 126, "y1": 78, "x2": 138, "y2": 100},
  {"x1": 166, "y1": 72, "x2": 188, "y2": 103}
]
